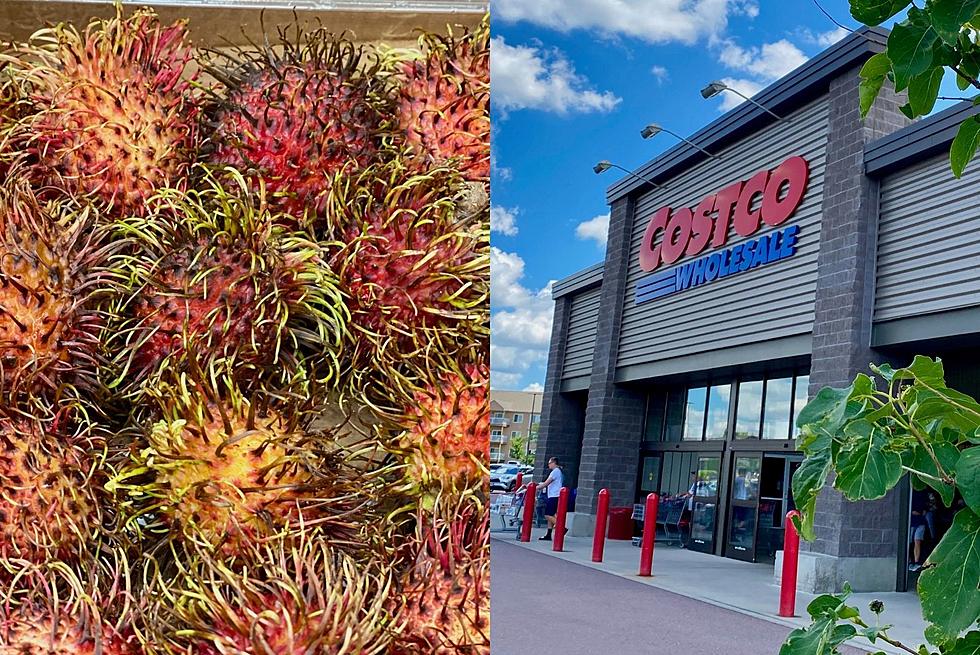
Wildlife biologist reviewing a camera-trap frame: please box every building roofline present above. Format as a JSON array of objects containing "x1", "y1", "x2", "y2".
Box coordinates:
[
  {"x1": 552, "y1": 261, "x2": 604, "y2": 299},
  {"x1": 605, "y1": 27, "x2": 888, "y2": 204},
  {"x1": 865, "y1": 100, "x2": 980, "y2": 177}
]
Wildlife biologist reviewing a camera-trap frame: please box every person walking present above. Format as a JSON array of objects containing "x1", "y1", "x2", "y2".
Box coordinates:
[{"x1": 538, "y1": 457, "x2": 565, "y2": 541}]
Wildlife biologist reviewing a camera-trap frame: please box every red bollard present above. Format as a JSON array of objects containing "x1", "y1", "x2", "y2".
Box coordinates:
[
  {"x1": 638, "y1": 493, "x2": 659, "y2": 577},
  {"x1": 515, "y1": 472, "x2": 523, "y2": 491},
  {"x1": 779, "y1": 510, "x2": 801, "y2": 617},
  {"x1": 520, "y1": 483, "x2": 537, "y2": 542},
  {"x1": 553, "y1": 487, "x2": 570, "y2": 552},
  {"x1": 592, "y1": 488, "x2": 610, "y2": 562}
]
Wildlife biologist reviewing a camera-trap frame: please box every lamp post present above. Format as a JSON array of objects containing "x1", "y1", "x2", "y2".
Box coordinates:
[
  {"x1": 640, "y1": 123, "x2": 719, "y2": 159},
  {"x1": 700, "y1": 80, "x2": 786, "y2": 121},
  {"x1": 593, "y1": 161, "x2": 665, "y2": 190}
]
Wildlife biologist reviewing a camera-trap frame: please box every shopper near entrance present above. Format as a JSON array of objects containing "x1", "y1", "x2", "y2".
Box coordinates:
[{"x1": 538, "y1": 457, "x2": 564, "y2": 541}]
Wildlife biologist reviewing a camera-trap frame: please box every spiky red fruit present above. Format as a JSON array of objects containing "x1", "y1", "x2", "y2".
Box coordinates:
[
  {"x1": 391, "y1": 507, "x2": 489, "y2": 654},
  {"x1": 398, "y1": 362, "x2": 488, "y2": 491},
  {"x1": 150, "y1": 537, "x2": 391, "y2": 655},
  {"x1": 0, "y1": 411, "x2": 103, "y2": 566},
  {"x1": 110, "y1": 374, "x2": 364, "y2": 551},
  {"x1": 111, "y1": 173, "x2": 344, "y2": 391},
  {"x1": 395, "y1": 16, "x2": 489, "y2": 184},
  {"x1": 207, "y1": 31, "x2": 383, "y2": 220},
  {"x1": 2, "y1": 7, "x2": 198, "y2": 215},
  {"x1": 0, "y1": 177, "x2": 113, "y2": 403},
  {"x1": 0, "y1": 608, "x2": 135, "y2": 655},
  {"x1": 326, "y1": 161, "x2": 488, "y2": 366}
]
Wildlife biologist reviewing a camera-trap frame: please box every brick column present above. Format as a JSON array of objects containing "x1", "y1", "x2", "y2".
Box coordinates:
[
  {"x1": 534, "y1": 296, "x2": 585, "y2": 486},
  {"x1": 800, "y1": 69, "x2": 910, "y2": 593},
  {"x1": 575, "y1": 196, "x2": 647, "y2": 517}
]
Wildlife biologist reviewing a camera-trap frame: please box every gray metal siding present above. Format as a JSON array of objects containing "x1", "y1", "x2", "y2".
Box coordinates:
[
  {"x1": 876, "y1": 154, "x2": 980, "y2": 321},
  {"x1": 616, "y1": 99, "x2": 828, "y2": 372},
  {"x1": 562, "y1": 287, "x2": 601, "y2": 379}
]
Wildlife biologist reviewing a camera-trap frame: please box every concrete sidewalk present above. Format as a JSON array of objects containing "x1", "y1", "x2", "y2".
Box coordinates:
[{"x1": 491, "y1": 529, "x2": 927, "y2": 654}]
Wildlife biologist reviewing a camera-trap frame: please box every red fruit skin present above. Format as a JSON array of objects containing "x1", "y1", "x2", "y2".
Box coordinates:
[
  {"x1": 128, "y1": 238, "x2": 284, "y2": 378},
  {"x1": 0, "y1": 609, "x2": 137, "y2": 655},
  {"x1": 22, "y1": 10, "x2": 199, "y2": 216},
  {"x1": 211, "y1": 63, "x2": 380, "y2": 219},
  {"x1": 401, "y1": 363, "x2": 489, "y2": 489},
  {"x1": 396, "y1": 22, "x2": 489, "y2": 183}
]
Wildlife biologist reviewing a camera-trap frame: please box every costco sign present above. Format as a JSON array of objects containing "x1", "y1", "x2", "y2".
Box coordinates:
[{"x1": 635, "y1": 155, "x2": 809, "y2": 305}]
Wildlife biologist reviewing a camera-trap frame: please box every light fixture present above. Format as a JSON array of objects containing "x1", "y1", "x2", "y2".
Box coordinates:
[
  {"x1": 640, "y1": 123, "x2": 719, "y2": 159},
  {"x1": 593, "y1": 160, "x2": 664, "y2": 190},
  {"x1": 700, "y1": 80, "x2": 786, "y2": 121}
]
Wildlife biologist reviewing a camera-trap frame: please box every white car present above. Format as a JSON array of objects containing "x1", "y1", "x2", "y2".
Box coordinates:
[{"x1": 489, "y1": 465, "x2": 524, "y2": 491}]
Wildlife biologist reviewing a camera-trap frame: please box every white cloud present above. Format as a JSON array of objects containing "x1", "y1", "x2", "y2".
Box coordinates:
[
  {"x1": 491, "y1": 149, "x2": 513, "y2": 181},
  {"x1": 524, "y1": 382, "x2": 545, "y2": 392},
  {"x1": 491, "y1": 206, "x2": 519, "y2": 236},
  {"x1": 717, "y1": 77, "x2": 765, "y2": 110},
  {"x1": 575, "y1": 213, "x2": 610, "y2": 247},
  {"x1": 490, "y1": 247, "x2": 555, "y2": 391},
  {"x1": 718, "y1": 39, "x2": 808, "y2": 81},
  {"x1": 800, "y1": 26, "x2": 851, "y2": 48},
  {"x1": 491, "y1": 37, "x2": 621, "y2": 115},
  {"x1": 650, "y1": 65, "x2": 669, "y2": 84},
  {"x1": 711, "y1": 38, "x2": 808, "y2": 112},
  {"x1": 491, "y1": 0, "x2": 733, "y2": 45}
]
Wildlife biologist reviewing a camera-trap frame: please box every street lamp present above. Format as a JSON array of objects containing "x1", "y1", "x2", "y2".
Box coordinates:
[
  {"x1": 593, "y1": 160, "x2": 665, "y2": 190},
  {"x1": 640, "y1": 123, "x2": 719, "y2": 159},
  {"x1": 700, "y1": 80, "x2": 786, "y2": 121}
]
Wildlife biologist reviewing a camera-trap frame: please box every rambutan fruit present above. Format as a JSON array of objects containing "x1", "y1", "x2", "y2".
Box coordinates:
[
  {"x1": 394, "y1": 360, "x2": 489, "y2": 493},
  {"x1": 0, "y1": 175, "x2": 115, "y2": 404},
  {"x1": 1, "y1": 5, "x2": 199, "y2": 216},
  {"x1": 145, "y1": 532, "x2": 392, "y2": 655},
  {"x1": 0, "y1": 560, "x2": 138, "y2": 655},
  {"x1": 109, "y1": 370, "x2": 372, "y2": 552},
  {"x1": 390, "y1": 15, "x2": 489, "y2": 189},
  {"x1": 0, "y1": 407, "x2": 105, "y2": 567},
  {"x1": 108, "y1": 168, "x2": 346, "y2": 395},
  {"x1": 390, "y1": 504, "x2": 489, "y2": 654},
  {"x1": 205, "y1": 26, "x2": 385, "y2": 222},
  {"x1": 324, "y1": 160, "x2": 489, "y2": 378}
]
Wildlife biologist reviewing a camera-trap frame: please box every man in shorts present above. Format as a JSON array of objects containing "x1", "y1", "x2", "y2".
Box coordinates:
[{"x1": 538, "y1": 456, "x2": 565, "y2": 541}]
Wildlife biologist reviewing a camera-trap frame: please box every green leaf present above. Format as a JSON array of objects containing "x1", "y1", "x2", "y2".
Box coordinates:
[
  {"x1": 950, "y1": 116, "x2": 980, "y2": 177},
  {"x1": 945, "y1": 631, "x2": 980, "y2": 655},
  {"x1": 850, "y1": 0, "x2": 912, "y2": 25},
  {"x1": 910, "y1": 441, "x2": 960, "y2": 506},
  {"x1": 928, "y1": 0, "x2": 980, "y2": 43},
  {"x1": 860, "y1": 52, "x2": 892, "y2": 117},
  {"x1": 797, "y1": 385, "x2": 852, "y2": 429},
  {"x1": 793, "y1": 449, "x2": 832, "y2": 541},
  {"x1": 918, "y1": 509, "x2": 980, "y2": 639},
  {"x1": 829, "y1": 623, "x2": 858, "y2": 647},
  {"x1": 907, "y1": 355, "x2": 947, "y2": 386},
  {"x1": 956, "y1": 447, "x2": 980, "y2": 513},
  {"x1": 836, "y1": 604, "x2": 861, "y2": 620},
  {"x1": 807, "y1": 594, "x2": 844, "y2": 618},
  {"x1": 779, "y1": 616, "x2": 837, "y2": 655},
  {"x1": 887, "y1": 16, "x2": 940, "y2": 90},
  {"x1": 834, "y1": 421, "x2": 903, "y2": 500},
  {"x1": 908, "y1": 67, "x2": 945, "y2": 116}
]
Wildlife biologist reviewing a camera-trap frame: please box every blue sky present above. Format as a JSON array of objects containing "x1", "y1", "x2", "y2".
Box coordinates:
[{"x1": 488, "y1": 0, "x2": 960, "y2": 392}]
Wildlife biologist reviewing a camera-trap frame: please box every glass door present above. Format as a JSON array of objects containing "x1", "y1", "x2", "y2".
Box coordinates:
[
  {"x1": 726, "y1": 455, "x2": 762, "y2": 561},
  {"x1": 689, "y1": 456, "x2": 721, "y2": 553}
]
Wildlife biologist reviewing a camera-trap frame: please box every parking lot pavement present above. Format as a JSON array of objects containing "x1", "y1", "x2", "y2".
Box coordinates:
[{"x1": 490, "y1": 539, "x2": 866, "y2": 655}]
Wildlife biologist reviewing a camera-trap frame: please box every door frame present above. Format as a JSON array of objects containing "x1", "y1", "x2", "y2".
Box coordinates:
[
  {"x1": 725, "y1": 452, "x2": 763, "y2": 561},
  {"x1": 689, "y1": 454, "x2": 722, "y2": 554}
]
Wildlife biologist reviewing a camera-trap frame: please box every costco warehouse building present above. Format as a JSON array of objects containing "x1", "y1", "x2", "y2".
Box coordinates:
[{"x1": 535, "y1": 27, "x2": 977, "y2": 594}]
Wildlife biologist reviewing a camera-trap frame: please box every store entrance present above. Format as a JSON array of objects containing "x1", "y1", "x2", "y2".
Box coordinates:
[
  {"x1": 689, "y1": 455, "x2": 721, "y2": 554},
  {"x1": 725, "y1": 453, "x2": 801, "y2": 563}
]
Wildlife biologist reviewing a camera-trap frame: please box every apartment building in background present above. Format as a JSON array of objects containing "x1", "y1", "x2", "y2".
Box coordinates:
[{"x1": 489, "y1": 390, "x2": 543, "y2": 463}]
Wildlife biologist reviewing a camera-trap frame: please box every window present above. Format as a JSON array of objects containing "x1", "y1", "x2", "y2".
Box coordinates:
[
  {"x1": 763, "y1": 377, "x2": 793, "y2": 439},
  {"x1": 531, "y1": 414, "x2": 541, "y2": 424},
  {"x1": 734, "y1": 380, "x2": 763, "y2": 439},
  {"x1": 490, "y1": 447, "x2": 501, "y2": 461},
  {"x1": 793, "y1": 375, "x2": 810, "y2": 434},
  {"x1": 645, "y1": 391, "x2": 666, "y2": 441},
  {"x1": 705, "y1": 384, "x2": 731, "y2": 440},
  {"x1": 664, "y1": 390, "x2": 685, "y2": 442},
  {"x1": 683, "y1": 387, "x2": 707, "y2": 440},
  {"x1": 490, "y1": 429, "x2": 502, "y2": 438},
  {"x1": 491, "y1": 412, "x2": 504, "y2": 420},
  {"x1": 511, "y1": 431, "x2": 521, "y2": 438},
  {"x1": 512, "y1": 413, "x2": 523, "y2": 423}
]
